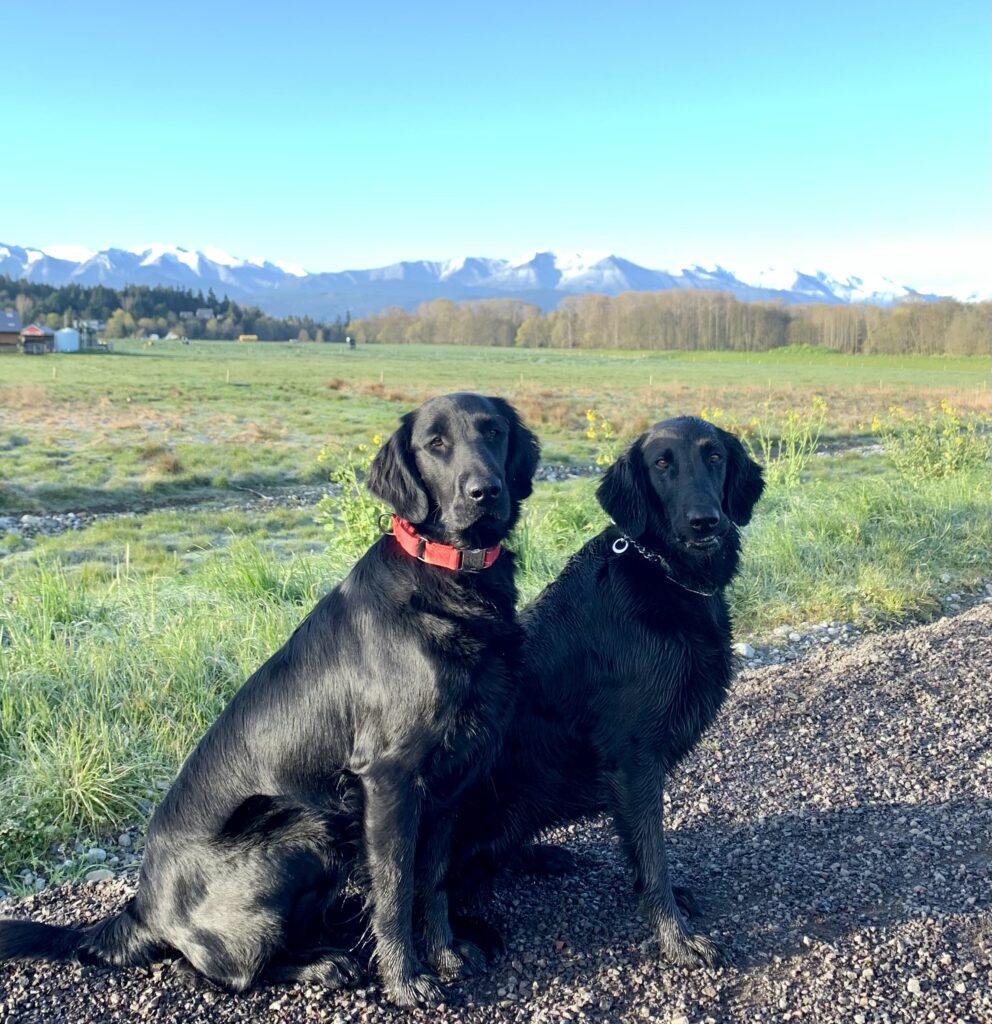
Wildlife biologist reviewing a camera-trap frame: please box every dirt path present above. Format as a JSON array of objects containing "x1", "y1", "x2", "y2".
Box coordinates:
[{"x1": 2, "y1": 604, "x2": 990, "y2": 1024}]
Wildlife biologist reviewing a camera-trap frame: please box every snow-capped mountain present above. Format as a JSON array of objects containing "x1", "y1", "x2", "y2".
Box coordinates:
[{"x1": 0, "y1": 242, "x2": 950, "y2": 319}]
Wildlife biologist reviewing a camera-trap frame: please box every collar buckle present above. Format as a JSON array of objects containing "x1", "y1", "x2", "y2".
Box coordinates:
[{"x1": 458, "y1": 546, "x2": 489, "y2": 572}]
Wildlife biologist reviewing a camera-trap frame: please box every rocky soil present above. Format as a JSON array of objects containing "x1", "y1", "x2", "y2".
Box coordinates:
[{"x1": 2, "y1": 604, "x2": 990, "y2": 1024}]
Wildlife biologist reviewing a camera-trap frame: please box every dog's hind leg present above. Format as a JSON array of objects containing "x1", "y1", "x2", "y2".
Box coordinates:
[
  {"x1": 515, "y1": 843, "x2": 578, "y2": 876},
  {"x1": 262, "y1": 947, "x2": 367, "y2": 989}
]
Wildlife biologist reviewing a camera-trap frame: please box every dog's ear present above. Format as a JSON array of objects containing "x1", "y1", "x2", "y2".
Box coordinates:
[
  {"x1": 718, "y1": 428, "x2": 765, "y2": 526},
  {"x1": 366, "y1": 412, "x2": 430, "y2": 523},
  {"x1": 487, "y1": 397, "x2": 541, "y2": 503},
  {"x1": 596, "y1": 439, "x2": 647, "y2": 538}
]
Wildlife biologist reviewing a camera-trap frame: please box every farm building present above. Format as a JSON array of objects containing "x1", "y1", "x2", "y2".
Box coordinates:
[
  {"x1": 55, "y1": 327, "x2": 81, "y2": 352},
  {"x1": 20, "y1": 324, "x2": 55, "y2": 355},
  {"x1": 0, "y1": 310, "x2": 22, "y2": 354}
]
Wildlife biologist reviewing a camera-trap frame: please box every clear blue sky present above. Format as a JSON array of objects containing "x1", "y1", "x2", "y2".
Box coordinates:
[{"x1": 6, "y1": 0, "x2": 990, "y2": 295}]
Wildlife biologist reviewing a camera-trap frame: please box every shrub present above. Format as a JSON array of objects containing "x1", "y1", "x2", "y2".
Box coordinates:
[
  {"x1": 313, "y1": 435, "x2": 386, "y2": 562},
  {"x1": 875, "y1": 400, "x2": 992, "y2": 478}
]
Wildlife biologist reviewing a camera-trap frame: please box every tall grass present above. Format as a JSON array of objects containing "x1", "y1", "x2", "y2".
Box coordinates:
[{"x1": 0, "y1": 545, "x2": 329, "y2": 878}]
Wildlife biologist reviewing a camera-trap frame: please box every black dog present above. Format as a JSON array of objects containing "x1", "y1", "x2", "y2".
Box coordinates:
[
  {"x1": 0, "y1": 393, "x2": 540, "y2": 1008},
  {"x1": 453, "y1": 415, "x2": 764, "y2": 967}
]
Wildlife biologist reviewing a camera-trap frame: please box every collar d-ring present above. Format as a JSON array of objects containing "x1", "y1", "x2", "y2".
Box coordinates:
[{"x1": 611, "y1": 537, "x2": 629, "y2": 554}]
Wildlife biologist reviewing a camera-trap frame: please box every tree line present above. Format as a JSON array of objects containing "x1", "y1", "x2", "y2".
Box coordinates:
[
  {"x1": 0, "y1": 277, "x2": 351, "y2": 343},
  {"x1": 349, "y1": 292, "x2": 991, "y2": 356},
  {"x1": 3, "y1": 276, "x2": 988, "y2": 355}
]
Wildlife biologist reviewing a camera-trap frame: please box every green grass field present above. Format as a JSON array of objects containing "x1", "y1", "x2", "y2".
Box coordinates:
[
  {"x1": 1, "y1": 339, "x2": 990, "y2": 886},
  {"x1": 2, "y1": 339, "x2": 989, "y2": 513}
]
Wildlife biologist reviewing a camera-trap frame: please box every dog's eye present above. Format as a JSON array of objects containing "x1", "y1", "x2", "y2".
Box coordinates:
[
  {"x1": 655, "y1": 458, "x2": 669, "y2": 470},
  {"x1": 709, "y1": 452, "x2": 723, "y2": 463},
  {"x1": 485, "y1": 428, "x2": 501, "y2": 441},
  {"x1": 429, "y1": 436, "x2": 445, "y2": 449}
]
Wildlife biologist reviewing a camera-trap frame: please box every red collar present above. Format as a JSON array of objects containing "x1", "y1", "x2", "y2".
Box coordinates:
[{"x1": 390, "y1": 515, "x2": 502, "y2": 572}]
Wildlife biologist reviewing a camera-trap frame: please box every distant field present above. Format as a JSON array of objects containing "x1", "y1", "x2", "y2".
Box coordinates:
[{"x1": 1, "y1": 339, "x2": 990, "y2": 514}]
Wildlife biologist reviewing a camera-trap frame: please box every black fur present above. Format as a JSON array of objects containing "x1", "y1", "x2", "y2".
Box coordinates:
[
  {"x1": 0, "y1": 393, "x2": 539, "y2": 1009},
  {"x1": 452, "y1": 416, "x2": 764, "y2": 967}
]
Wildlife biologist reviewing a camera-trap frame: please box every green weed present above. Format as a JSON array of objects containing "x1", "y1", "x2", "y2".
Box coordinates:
[
  {"x1": 744, "y1": 396, "x2": 828, "y2": 487},
  {"x1": 874, "y1": 400, "x2": 992, "y2": 478}
]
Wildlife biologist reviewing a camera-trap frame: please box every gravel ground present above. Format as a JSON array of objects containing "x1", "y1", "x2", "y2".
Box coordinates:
[{"x1": 2, "y1": 603, "x2": 990, "y2": 1024}]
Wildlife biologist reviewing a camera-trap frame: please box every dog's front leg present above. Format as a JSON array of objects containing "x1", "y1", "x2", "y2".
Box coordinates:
[
  {"x1": 417, "y1": 809, "x2": 489, "y2": 979},
  {"x1": 362, "y1": 765, "x2": 445, "y2": 1007},
  {"x1": 605, "y1": 757, "x2": 720, "y2": 968}
]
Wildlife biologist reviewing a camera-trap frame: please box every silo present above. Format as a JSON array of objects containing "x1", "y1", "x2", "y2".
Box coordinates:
[{"x1": 55, "y1": 328, "x2": 80, "y2": 353}]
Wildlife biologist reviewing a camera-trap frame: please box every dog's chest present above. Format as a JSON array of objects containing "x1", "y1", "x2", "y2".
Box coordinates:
[
  {"x1": 665, "y1": 639, "x2": 730, "y2": 763},
  {"x1": 424, "y1": 655, "x2": 515, "y2": 801},
  {"x1": 597, "y1": 615, "x2": 732, "y2": 769}
]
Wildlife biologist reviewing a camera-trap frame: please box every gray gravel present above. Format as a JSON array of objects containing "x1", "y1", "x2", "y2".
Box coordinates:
[{"x1": 2, "y1": 603, "x2": 990, "y2": 1023}]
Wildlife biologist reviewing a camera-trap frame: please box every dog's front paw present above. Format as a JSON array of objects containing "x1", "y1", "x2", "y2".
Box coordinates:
[
  {"x1": 658, "y1": 929, "x2": 722, "y2": 969},
  {"x1": 428, "y1": 938, "x2": 488, "y2": 980},
  {"x1": 385, "y1": 969, "x2": 446, "y2": 1008}
]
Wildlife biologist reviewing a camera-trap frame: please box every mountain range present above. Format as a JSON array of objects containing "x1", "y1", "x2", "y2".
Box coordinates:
[{"x1": 0, "y1": 242, "x2": 949, "y2": 320}]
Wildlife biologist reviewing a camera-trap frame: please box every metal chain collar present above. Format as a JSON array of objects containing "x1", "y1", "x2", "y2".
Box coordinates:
[{"x1": 610, "y1": 533, "x2": 719, "y2": 598}]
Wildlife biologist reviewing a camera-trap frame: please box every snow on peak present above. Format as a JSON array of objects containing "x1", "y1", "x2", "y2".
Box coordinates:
[
  {"x1": 201, "y1": 246, "x2": 245, "y2": 268},
  {"x1": 134, "y1": 244, "x2": 176, "y2": 264},
  {"x1": 132, "y1": 244, "x2": 205, "y2": 274},
  {"x1": 439, "y1": 255, "x2": 469, "y2": 278},
  {"x1": 44, "y1": 243, "x2": 97, "y2": 263},
  {"x1": 268, "y1": 259, "x2": 308, "y2": 277},
  {"x1": 737, "y1": 265, "x2": 801, "y2": 292},
  {"x1": 174, "y1": 249, "x2": 202, "y2": 273},
  {"x1": 550, "y1": 251, "x2": 611, "y2": 280}
]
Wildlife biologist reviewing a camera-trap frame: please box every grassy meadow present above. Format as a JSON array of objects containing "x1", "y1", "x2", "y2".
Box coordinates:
[
  {"x1": 2, "y1": 339, "x2": 990, "y2": 513},
  {"x1": 1, "y1": 339, "x2": 991, "y2": 886}
]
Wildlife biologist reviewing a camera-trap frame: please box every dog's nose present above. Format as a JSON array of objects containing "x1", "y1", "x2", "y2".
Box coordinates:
[
  {"x1": 687, "y1": 507, "x2": 720, "y2": 532},
  {"x1": 467, "y1": 477, "x2": 503, "y2": 503}
]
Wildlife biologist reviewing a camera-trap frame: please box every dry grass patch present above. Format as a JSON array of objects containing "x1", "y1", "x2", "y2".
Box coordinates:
[
  {"x1": 508, "y1": 389, "x2": 578, "y2": 429},
  {"x1": 231, "y1": 422, "x2": 285, "y2": 444},
  {"x1": 143, "y1": 451, "x2": 184, "y2": 476},
  {"x1": 0, "y1": 384, "x2": 51, "y2": 411}
]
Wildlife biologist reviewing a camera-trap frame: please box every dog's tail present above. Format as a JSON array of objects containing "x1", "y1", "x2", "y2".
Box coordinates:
[{"x1": 0, "y1": 902, "x2": 160, "y2": 968}]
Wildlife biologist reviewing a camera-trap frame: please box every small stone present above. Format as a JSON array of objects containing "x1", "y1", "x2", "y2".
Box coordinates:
[
  {"x1": 85, "y1": 847, "x2": 107, "y2": 863},
  {"x1": 85, "y1": 868, "x2": 114, "y2": 883},
  {"x1": 955, "y1": 982, "x2": 967, "y2": 994},
  {"x1": 907, "y1": 978, "x2": 922, "y2": 994},
  {"x1": 118, "y1": 833, "x2": 132, "y2": 848},
  {"x1": 734, "y1": 642, "x2": 755, "y2": 658}
]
